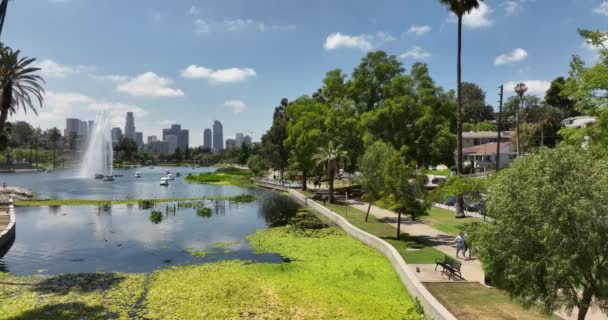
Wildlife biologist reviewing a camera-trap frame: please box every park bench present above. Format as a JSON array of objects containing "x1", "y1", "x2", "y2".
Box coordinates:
[{"x1": 435, "y1": 255, "x2": 463, "y2": 280}]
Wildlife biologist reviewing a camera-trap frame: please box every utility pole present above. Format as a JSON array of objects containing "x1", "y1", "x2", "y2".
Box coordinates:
[{"x1": 496, "y1": 85, "x2": 504, "y2": 172}]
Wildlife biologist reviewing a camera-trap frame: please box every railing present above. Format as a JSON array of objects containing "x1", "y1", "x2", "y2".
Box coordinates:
[{"x1": 254, "y1": 178, "x2": 301, "y2": 191}]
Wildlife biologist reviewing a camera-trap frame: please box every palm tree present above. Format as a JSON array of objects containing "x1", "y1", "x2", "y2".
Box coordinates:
[
  {"x1": 439, "y1": 0, "x2": 482, "y2": 218},
  {"x1": 49, "y1": 127, "x2": 61, "y2": 168},
  {"x1": 0, "y1": 45, "x2": 45, "y2": 134},
  {"x1": 313, "y1": 141, "x2": 348, "y2": 204},
  {"x1": 0, "y1": 0, "x2": 9, "y2": 39}
]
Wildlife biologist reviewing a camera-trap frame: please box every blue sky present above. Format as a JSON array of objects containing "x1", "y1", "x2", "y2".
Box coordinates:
[{"x1": 6, "y1": 0, "x2": 608, "y2": 146}]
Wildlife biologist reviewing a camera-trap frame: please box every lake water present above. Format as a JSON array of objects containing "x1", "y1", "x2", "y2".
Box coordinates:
[{"x1": 0, "y1": 167, "x2": 301, "y2": 275}]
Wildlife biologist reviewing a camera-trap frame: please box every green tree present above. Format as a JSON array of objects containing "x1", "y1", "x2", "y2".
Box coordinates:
[
  {"x1": 383, "y1": 154, "x2": 429, "y2": 239},
  {"x1": 358, "y1": 141, "x2": 396, "y2": 221},
  {"x1": 285, "y1": 97, "x2": 328, "y2": 191},
  {"x1": 439, "y1": 0, "x2": 483, "y2": 218},
  {"x1": 475, "y1": 146, "x2": 608, "y2": 320},
  {"x1": 0, "y1": 45, "x2": 45, "y2": 135},
  {"x1": 48, "y1": 127, "x2": 60, "y2": 168},
  {"x1": 348, "y1": 51, "x2": 404, "y2": 113},
  {"x1": 261, "y1": 98, "x2": 290, "y2": 179},
  {"x1": 545, "y1": 77, "x2": 577, "y2": 117},
  {"x1": 10, "y1": 120, "x2": 33, "y2": 147},
  {"x1": 313, "y1": 141, "x2": 348, "y2": 203},
  {"x1": 461, "y1": 82, "x2": 491, "y2": 124},
  {"x1": 247, "y1": 155, "x2": 271, "y2": 177},
  {"x1": 117, "y1": 136, "x2": 137, "y2": 162},
  {"x1": 237, "y1": 142, "x2": 251, "y2": 165}
]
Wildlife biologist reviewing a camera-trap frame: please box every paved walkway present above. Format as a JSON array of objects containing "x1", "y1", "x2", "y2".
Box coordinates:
[{"x1": 349, "y1": 201, "x2": 607, "y2": 320}]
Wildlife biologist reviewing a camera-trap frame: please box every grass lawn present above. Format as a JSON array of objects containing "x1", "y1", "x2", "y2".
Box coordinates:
[
  {"x1": 423, "y1": 169, "x2": 452, "y2": 177},
  {"x1": 322, "y1": 202, "x2": 445, "y2": 264},
  {"x1": 0, "y1": 218, "x2": 423, "y2": 319},
  {"x1": 425, "y1": 282, "x2": 555, "y2": 320},
  {"x1": 420, "y1": 207, "x2": 479, "y2": 236},
  {"x1": 185, "y1": 167, "x2": 254, "y2": 187}
]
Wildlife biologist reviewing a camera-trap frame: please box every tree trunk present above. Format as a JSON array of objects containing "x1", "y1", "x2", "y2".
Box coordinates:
[
  {"x1": 365, "y1": 202, "x2": 372, "y2": 222},
  {"x1": 328, "y1": 166, "x2": 335, "y2": 203},
  {"x1": 0, "y1": 81, "x2": 12, "y2": 132},
  {"x1": 396, "y1": 212, "x2": 402, "y2": 240},
  {"x1": 301, "y1": 168, "x2": 307, "y2": 191},
  {"x1": 578, "y1": 287, "x2": 593, "y2": 320},
  {"x1": 455, "y1": 15, "x2": 465, "y2": 218}
]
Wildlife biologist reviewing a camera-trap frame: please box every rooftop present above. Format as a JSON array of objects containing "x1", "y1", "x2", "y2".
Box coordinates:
[{"x1": 462, "y1": 142, "x2": 513, "y2": 156}]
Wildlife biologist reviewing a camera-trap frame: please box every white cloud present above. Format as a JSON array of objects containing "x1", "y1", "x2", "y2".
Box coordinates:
[
  {"x1": 223, "y1": 19, "x2": 256, "y2": 32},
  {"x1": 324, "y1": 33, "x2": 373, "y2": 51},
  {"x1": 181, "y1": 65, "x2": 256, "y2": 83},
  {"x1": 583, "y1": 38, "x2": 608, "y2": 62},
  {"x1": 449, "y1": 2, "x2": 494, "y2": 29},
  {"x1": 117, "y1": 72, "x2": 184, "y2": 97},
  {"x1": 408, "y1": 25, "x2": 431, "y2": 36},
  {"x1": 399, "y1": 46, "x2": 431, "y2": 60},
  {"x1": 224, "y1": 100, "x2": 247, "y2": 114},
  {"x1": 44, "y1": 91, "x2": 94, "y2": 114},
  {"x1": 505, "y1": 80, "x2": 551, "y2": 96},
  {"x1": 194, "y1": 19, "x2": 211, "y2": 34},
  {"x1": 37, "y1": 59, "x2": 92, "y2": 78},
  {"x1": 504, "y1": 1, "x2": 522, "y2": 16},
  {"x1": 88, "y1": 102, "x2": 149, "y2": 127},
  {"x1": 92, "y1": 74, "x2": 130, "y2": 82},
  {"x1": 593, "y1": 1, "x2": 608, "y2": 16},
  {"x1": 189, "y1": 5, "x2": 200, "y2": 16},
  {"x1": 494, "y1": 48, "x2": 528, "y2": 65}
]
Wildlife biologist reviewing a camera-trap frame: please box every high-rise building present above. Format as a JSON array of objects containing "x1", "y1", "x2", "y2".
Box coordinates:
[
  {"x1": 124, "y1": 112, "x2": 136, "y2": 141},
  {"x1": 79, "y1": 121, "x2": 88, "y2": 140},
  {"x1": 165, "y1": 135, "x2": 178, "y2": 154},
  {"x1": 65, "y1": 118, "x2": 81, "y2": 137},
  {"x1": 88, "y1": 120, "x2": 95, "y2": 136},
  {"x1": 147, "y1": 135, "x2": 158, "y2": 143},
  {"x1": 148, "y1": 140, "x2": 169, "y2": 155},
  {"x1": 203, "y1": 129, "x2": 212, "y2": 149},
  {"x1": 162, "y1": 124, "x2": 189, "y2": 150},
  {"x1": 111, "y1": 127, "x2": 123, "y2": 144},
  {"x1": 235, "y1": 133, "x2": 244, "y2": 146},
  {"x1": 212, "y1": 120, "x2": 223, "y2": 153},
  {"x1": 225, "y1": 138, "x2": 237, "y2": 149},
  {"x1": 135, "y1": 132, "x2": 144, "y2": 151}
]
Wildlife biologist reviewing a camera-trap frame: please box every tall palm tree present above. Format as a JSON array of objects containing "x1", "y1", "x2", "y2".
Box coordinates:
[
  {"x1": 0, "y1": 0, "x2": 9, "y2": 39},
  {"x1": 313, "y1": 141, "x2": 348, "y2": 204},
  {"x1": 0, "y1": 45, "x2": 44, "y2": 134},
  {"x1": 49, "y1": 127, "x2": 61, "y2": 168},
  {"x1": 439, "y1": 0, "x2": 482, "y2": 218}
]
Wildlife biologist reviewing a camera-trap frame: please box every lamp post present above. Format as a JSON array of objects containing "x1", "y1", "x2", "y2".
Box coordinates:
[{"x1": 514, "y1": 83, "x2": 528, "y2": 156}]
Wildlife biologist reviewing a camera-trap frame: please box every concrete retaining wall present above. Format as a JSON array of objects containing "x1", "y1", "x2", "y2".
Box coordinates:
[
  {"x1": 0, "y1": 200, "x2": 15, "y2": 252},
  {"x1": 288, "y1": 189, "x2": 457, "y2": 320}
]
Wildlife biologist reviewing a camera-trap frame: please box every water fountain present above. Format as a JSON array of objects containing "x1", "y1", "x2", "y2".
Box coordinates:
[{"x1": 80, "y1": 112, "x2": 114, "y2": 178}]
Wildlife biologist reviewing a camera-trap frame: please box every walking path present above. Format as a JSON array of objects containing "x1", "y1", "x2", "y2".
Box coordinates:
[{"x1": 350, "y1": 201, "x2": 606, "y2": 320}]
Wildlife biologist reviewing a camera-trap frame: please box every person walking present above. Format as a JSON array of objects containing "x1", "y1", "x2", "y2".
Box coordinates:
[{"x1": 455, "y1": 231, "x2": 466, "y2": 259}]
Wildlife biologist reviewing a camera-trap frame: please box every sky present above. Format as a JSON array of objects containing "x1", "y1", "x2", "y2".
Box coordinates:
[{"x1": 5, "y1": 0, "x2": 608, "y2": 146}]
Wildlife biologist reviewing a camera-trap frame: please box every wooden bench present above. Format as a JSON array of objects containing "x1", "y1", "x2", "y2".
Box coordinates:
[{"x1": 435, "y1": 255, "x2": 463, "y2": 280}]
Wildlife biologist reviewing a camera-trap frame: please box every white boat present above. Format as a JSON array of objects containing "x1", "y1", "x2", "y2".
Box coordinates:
[
  {"x1": 166, "y1": 173, "x2": 175, "y2": 180},
  {"x1": 135, "y1": 172, "x2": 142, "y2": 178},
  {"x1": 160, "y1": 177, "x2": 169, "y2": 186},
  {"x1": 94, "y1": 174, "x2": 104, "y2": 179}
]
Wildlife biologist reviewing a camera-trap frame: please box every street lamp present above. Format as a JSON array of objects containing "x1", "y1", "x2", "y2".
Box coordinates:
[{"x1": 514, "y1": 83, "x2": 528, "y2": 156}]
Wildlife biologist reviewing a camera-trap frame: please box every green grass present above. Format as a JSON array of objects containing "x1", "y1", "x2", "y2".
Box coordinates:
[
  {"x1": 322, "y1": 202, "x2": 446, "y2": 264},
  {"x1": 0, "y1": 222, "x2": 422, "y2": 319},
  {"x1": 420, "y1": 207, "x2": 478, "y2": 236},
  {"x1": 185, "y1": 167, "x2": 254, "y2": 187},
  {"x1": 15, "y1": 194, "x2": 257, "y2": 207},
  {"x1": 425, "y1": 282, "x2": 555, "y2": 320},
  {"x1": 423, "y1": 168, "x2": 452, "y2": 177}
]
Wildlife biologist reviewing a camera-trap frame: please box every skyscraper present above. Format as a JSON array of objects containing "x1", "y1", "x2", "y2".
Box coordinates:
[
  {"x1": 124, "y1": 112, "x2": 136, "y2": 141},
  {"x1": 65, "y1": 118, "x2": 81, "y2": 137},
  {"x1": 165, "y1": 135, "x2": 178, "y2": 154},
  {"x1": 212, "y1": 120, "x2": 223, "y2": 153},
  {"x1": 88, "y1": 120, "x2": 95, "y2": 136},
  {"x1": 203, "y1": 129, "x2": 212, "y2": 149},
  {"x1": 162, "y1": 124, "x2": 189, "y2": 150},
  {"x1": 225, "y1": 138, "x2": 237, "y2": 149},
  {"x1": 235, "y1": 133, "x2": 244, "y2": 146},
  {"x1": 135, "y1": 132, "x2": 144, "y2": 151},
  {"x1": 111, "y1": 127, "x2": 123, "y2": 144}
]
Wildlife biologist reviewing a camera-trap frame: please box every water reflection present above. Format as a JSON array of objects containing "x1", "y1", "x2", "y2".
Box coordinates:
[{"x1": 0, "y1": 192, "x2": 300, "y2": 275}]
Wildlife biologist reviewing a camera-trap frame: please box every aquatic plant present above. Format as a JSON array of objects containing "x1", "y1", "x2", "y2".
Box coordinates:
[
  {"x1": 149, "y1": 211, "x2": 163, "y2": 224},
  {"x1": 196, "y1": 207, "x2": 212, "y2": 218}
]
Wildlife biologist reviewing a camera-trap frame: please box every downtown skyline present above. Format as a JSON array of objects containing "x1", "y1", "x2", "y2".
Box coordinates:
[{"x1": 5, "y1": 0, "x2": 608, "y2": 146}]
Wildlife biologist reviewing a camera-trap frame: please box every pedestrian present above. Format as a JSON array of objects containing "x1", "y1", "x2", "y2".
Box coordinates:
[
  {"x1": 2, "y1": 181, "x2": 6, "y2": 189},
  {"x1": 455, "y1": 231, "x2": 466, "y2": 259}
]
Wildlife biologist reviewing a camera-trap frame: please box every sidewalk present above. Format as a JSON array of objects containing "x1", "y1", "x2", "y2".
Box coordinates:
[{"x1": 349, "y1": 201, "x2": 607, "y2": 320}]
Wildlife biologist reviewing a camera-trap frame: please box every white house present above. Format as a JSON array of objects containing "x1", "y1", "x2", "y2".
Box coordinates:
[
  {"x1": 462, "y1": 142, "x2": 515, "y2": 171},
  {"x1": 561, "y1": 116, "x2": 596, "y2": 128}
]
